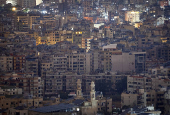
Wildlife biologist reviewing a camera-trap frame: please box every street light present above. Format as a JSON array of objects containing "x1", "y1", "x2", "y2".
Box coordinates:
[{"x1": 12, "y1": 7, "x2": 16, "y2": 11}]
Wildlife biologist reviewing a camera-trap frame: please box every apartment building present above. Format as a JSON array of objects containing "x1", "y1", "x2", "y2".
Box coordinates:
[
  {"x1": 0, "y1": 55, "x2": 13, "y2": 72},
  {"x1": 125, "y1": 11, "x2": 140, "y2": 24},
  {"x1": 96, "y1": 95, "x2": 112, "y2": 113},
  {"x1": 40, "y1": 61, "x2": 53, "y2": 77},
  {"x1": 0, "y1": 95, "x2": 43, "y2": 109},
  {"x1": 53, "y1": 55, "x2": 67, "y2": 71},
  {"x1": 101, "y1": 44, "x2": 122, "y2": 72},
  {"x1": 0, "y1": 86, "x2": 22, "y2": 95},
  {"x1": 121, "y1": 92, "x2": 138, "y2": 107},
  {"x1": 66, "y1": 75, "x2": 82, "y2": 92},
  {"x1": 73, "y1": 31, "x2": 83, "y2": 48},
  {"x1": 19, "y1": 76, "x2": 43, "y2": 97},
  {"x1": 44, "y1": 74, "x2": 65, "y2": 95},
  {"x1": 164, "y1": 89, "x2": 170, "y2": 114},
  {"x1": 17, "y1": 0, "x2": 36, "y2": 8},
  {"x1": 66, "y1": 53, "x2": 86, "y2": 74},
  {"x1": 17, "y1": 14, "x2": 45, "y2": 30},
  {"x1": 111, "y1": 52, "x2": 135, "y2": 73},
  {"x1": 89, "y1": 50, "x2": 102, "y2": 73},
  {"x1": 127, "y1": 76, "x2": 170, "y2": 93},
  {"x1": 82, "y1": 37, "x2": 93, "y2": 52},
  {"x1": 25, "y1": 57, "x2": 39, "y2": 76},
  {"x1": 13, "y1": 55, "x2": 26, "y2": 72},
  {"x1": 132, "y1": 52, "x2": 146, "y2": 74},
  {"x1": 0, "y1": 0, "x2": 6, "y2": 6},
  {"x1": 121, "y1": 89, "x2": 165, "y2": 110}
]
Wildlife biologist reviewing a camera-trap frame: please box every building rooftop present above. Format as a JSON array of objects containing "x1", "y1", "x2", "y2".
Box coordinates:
[{"x1": 30, "y1": 103, "x2": 78, "y2": 113}]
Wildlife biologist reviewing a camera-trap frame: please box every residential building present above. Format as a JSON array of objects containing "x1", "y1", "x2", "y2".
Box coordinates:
[
  {"x1": 0, "y1": 86, "x2": 22, "y2": 95},
  {"x1": 111, "y1": 52, "x2": 135, "y2": 73},
  {"x1": 25, "y1": 57, "x2": 39, "y2": 76},
  {"x1": 66, "y1": 53, "x2": 86, "y2": 74},
  {"x1": 125, "y1": 11, "x2": 140, "y2": 24},
  {"x1": 13, "y1": 55, "x2": 26, "y2": 72},
  {"x1": 0, "y1": 55, "x2": 13, "y2": 72}
]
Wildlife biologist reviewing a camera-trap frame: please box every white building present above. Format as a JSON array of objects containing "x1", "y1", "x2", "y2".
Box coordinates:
[{"x1": 6, "y1": 0, "x2": 17, "y2": 6}]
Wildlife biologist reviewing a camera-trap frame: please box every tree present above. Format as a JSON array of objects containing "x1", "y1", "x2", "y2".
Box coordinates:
[
  {"x1": 115, "y1": 77, "x2": 127, "y2": 94},
  {"x1": 95, "y1": 79, "x2": 113, "y2": 96}
]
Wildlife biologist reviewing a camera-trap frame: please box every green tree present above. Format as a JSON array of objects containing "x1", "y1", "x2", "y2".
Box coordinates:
[
  {"x1": 115, "y1": 77, "x2": 127, "y2": 94},
  {"x1": 95, "y1": 79, "x2": 113, "y2": 96}
]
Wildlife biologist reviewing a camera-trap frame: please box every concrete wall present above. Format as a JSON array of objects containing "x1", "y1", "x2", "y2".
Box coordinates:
[{"x1": 111, "y1": 53, "x2": 135, "y2": 73}]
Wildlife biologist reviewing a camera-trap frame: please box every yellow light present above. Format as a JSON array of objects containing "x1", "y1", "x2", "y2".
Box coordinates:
[
  {"x1": 12, "y1": 7, "x2": 16, "y2": 11},
  {"x1": 131, "y1": 11, "x2": 139, "y2": 14}
]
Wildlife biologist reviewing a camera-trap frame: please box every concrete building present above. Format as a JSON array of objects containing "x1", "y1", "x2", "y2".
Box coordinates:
[
  {"x1": 66, "y1": 53, "x2": 86, "y2": 74},
  {"x1": 44, "y1": 74, "x2": 65, "y2": 95},
  {"x1": 13, "y1": 55, "x2": 26, "y2": 72},
  {"x1": 25, "y1": 57, "x2": 38, "y2": 76},
  {"x1": 53, "y1": 55, "x2": 67, "y2": 71},
  {"x1": 19, "y1": 76, "x2": 44, "y2": 98},
  {"x1": 89, "y1": 50, "x2": 102, "y2": 73},
  {"x1": 82, "y1": 37, "x2": 93, "y2": 52},
  {"x1": 127, "y1": 76, "x2": 170, "y2": 93},
  {"x1": 0, "y1": 0, "x2": 6, "y2": 6},
  {"x1": 0, "y1": 55, "x2": 13, "y2": 72},
  {"x1": 0, "y1": 95, "x2": 43, "y2": 109},
  {"x1": 17, "y1": 0, "x2": 36, "y2": 8},
  {"x1": 125, "y1": 11, "x2": 140, "y2": 24},
  {"x1": 121, "y1": 89, "x2": 165, "y2": 111},
  {"x1": 111, "y1": 52, "x2": 135, "y2": 73},
  {"x1": 132, "y1": 52, "x2": 146, "y2": 74},
  {"x1": 8, "y1": 106, "x2": 28, "y2": 115},
  {"x1": 0, "y1": 86, "x2": 22, "y2": 95},
  {"x1": 121, "y1": 92, "x2": 138, "y2": 107},
  {"x1": 164, "y1": 89, "x2": 170, "y2": 114}
]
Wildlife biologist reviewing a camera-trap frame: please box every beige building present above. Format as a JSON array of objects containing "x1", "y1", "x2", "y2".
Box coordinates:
[
  {"x1": 53, "y1": 55, "x2": 67, "y2": 71},
  {"x1": 121, "y1": 92, "x2": 138, "y2": 108},
  {"x1": 40, "y1": 61, "x2": 53, "y2": 77},
  {"x1": 44, "y1": 74, "x2": 64, "y2": 95},
  {"x1": 121, "y1": 89, "x2": 165, "y2": 111},
  {"x1": 66, "y1": 75, "x2": 82, "y2": 92},
  {"x1": 0, "y1": 55, "x2": 13, "y2": 72},
  {"x1": 25, "y1": 58, "x2": 38, "y2": 76},
  {"x1": 0, "y1": 95, "x2": 43, "y2": 109},
  {"x1": 8, "y1": 107, "x2": 28, "y2": 115},
  {"x1": 17, "y1": 0, "x2": 36, "y2": 8},
  {"x1": 66, "y1": 53, "x2": 86, "y2": 74},
  {"x1": 0, "y1": 86, "x2": 22, "y2": 95},
  {"x1": 20, "y1": 76, "x2": 44, "y2": 98},
  {"x1": 127, "y1": 76, "x2": 170, "y2": 93},
  {"x1": 82, "y1": 37, "x2": 93, "y2": 52},
  {"x1": 125, "y1": 11, "x2": 140, "y2": 24}
]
